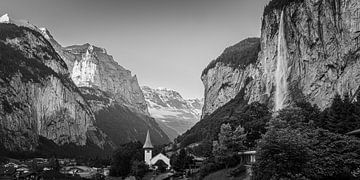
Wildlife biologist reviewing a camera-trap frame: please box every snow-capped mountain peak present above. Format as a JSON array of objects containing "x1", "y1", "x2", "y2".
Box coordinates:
[{"x1": 141, "y1": 86, "x2": 204, "y2": 139}]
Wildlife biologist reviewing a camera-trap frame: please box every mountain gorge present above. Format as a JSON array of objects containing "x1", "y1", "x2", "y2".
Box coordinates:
[
  {"x1": 179, "y1": 0, "x2": 360, "y2": 146},
  {"x1": 0, "y1": 14, "x2": 170, "y2": 155},
  {"x1": 141, "y1": 86, "x2": 203, "y2": 140}
]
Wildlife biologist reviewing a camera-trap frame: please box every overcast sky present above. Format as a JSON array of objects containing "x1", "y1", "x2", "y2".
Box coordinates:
[{"x1": 1, "y1": 0, "x2": 269, "y2": 99}]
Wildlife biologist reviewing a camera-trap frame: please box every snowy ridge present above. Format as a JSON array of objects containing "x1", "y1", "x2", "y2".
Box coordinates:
[{"x1": 141, "y1": 86, "x2": 203, "y2": 137}]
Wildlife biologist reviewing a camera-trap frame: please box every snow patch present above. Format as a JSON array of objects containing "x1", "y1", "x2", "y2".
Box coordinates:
[{"x1": 0, "y1": 14, "x2": 10, "y2": 23}]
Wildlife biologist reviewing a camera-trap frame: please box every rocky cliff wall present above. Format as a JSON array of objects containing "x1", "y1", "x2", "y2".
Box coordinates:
[
  {"x1": 201, "y1": 38, "x2": 261, "y2": 117},
  {"x1": 202, "y1": 0, "x2": 360, "y2": 115},
  {"x1": 0, "y1": 24, "x2": 111, "y2": 151}
]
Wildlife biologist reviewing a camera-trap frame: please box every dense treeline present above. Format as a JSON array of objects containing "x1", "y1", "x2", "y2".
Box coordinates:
[
  {"x1": 253, "y1": 98, "x2": 360, "y2": 180},
  {"x1": 201, "y1": 37, "x2": 260, "y2": 76}
]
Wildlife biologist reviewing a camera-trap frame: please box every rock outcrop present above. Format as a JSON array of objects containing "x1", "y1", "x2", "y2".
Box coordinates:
[
  {"x1": 38, "y1": 29, "x2": 149, "y2": 115},
  {"x1": 202, "y1": 0, "x2": 360, "y2": 116},
  {"x1": 141, "y1": 86, "x2": 203, "y2": 140},
  {"x1": 0, "y1": 24, "x2": 111, "y2": 152},
  {"x1": 64, "y1": 44, "x2": 148, "y2": 114}
]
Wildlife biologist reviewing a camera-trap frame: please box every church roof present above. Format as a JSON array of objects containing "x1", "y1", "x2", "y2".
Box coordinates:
[{"x1": 143, "y1": 130, "x2": 154, "y2": 149}]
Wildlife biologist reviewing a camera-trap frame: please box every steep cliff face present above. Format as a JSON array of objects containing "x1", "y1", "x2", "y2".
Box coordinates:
[
  {"x1": 141, "y1": 86, "x2": 203, "y2": 140},
  {"x1": 256, "y1": 0, "x2": 360, "y2": 110},
  {"x1": 39, "y1": 27, "x2": 149, "y2": 114},
  {"x1": 0, "y1": 24, "x2": 110, "y2": 152},
  {"x1": 202, "y1": 0, "x2": 360, "y2": 116},
  {"x1": 201, "y1": 38, "x2": 261, "y2": 117},
  {"x1": 59, "y1": 43, "x2": 148, "y2": 115}
]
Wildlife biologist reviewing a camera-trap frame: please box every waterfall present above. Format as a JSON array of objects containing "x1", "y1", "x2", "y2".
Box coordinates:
[{"x1": 274, "y1": 11, "x2": 288, "y2": 111}]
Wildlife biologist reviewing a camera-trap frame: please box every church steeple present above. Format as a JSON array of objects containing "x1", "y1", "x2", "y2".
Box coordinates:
[
  {"x1": 143, "y1": 130, "x2": 154, "y2": 149},
  {"x1": 143, "y1": 130, "x2": 153, "y2": 165}
]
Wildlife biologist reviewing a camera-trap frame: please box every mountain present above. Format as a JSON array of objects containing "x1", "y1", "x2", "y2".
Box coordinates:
[
  {"x1": 180, "y1": 0, "x2": 360, "y2": 145},
  {"x1": 0, "y1": 14, "x2": 170, "y2": 154},
  {"x1": 40, "y1": 28, "x2": 169, "y2": 147},
  {"x1": 40, "y1": 28, "x2": 170, "y2": 147},
  {"x1": 141, "y1": 86, "x2": 203, "y2": 140},
  {"x1": 0, "y1": 23, "x2": 113, "y2": 154}
]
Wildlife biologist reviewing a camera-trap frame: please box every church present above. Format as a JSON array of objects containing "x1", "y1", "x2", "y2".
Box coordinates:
[{"x1": 143, "y1": 130, "x2": 171, "y2": 169}]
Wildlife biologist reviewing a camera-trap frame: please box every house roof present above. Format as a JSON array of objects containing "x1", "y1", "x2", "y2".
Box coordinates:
[
  {"x1": 151, "y1": 153, "x2": 169, "y2": 160},
  {"x1": 143, "y1": 130, "x2": 154, "y2": 149}
]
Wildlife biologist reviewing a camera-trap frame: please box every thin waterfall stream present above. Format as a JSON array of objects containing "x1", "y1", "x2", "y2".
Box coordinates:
[{"x1": 274, "y1": 11, "x2": 288, "y2": 111}]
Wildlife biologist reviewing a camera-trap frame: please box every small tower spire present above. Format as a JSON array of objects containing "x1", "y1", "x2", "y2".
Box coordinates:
[
  {"x1": 143, "y1": 130, "x2": 154, "y2": 149},
  {"x1": 143, "y1": 130, "x2": 153, "y2": 166}
]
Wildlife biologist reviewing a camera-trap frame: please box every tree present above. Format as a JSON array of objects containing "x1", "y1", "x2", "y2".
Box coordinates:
[
  {"x1": 170, "y1": 149, "x2": 193, "y2": 172},
  {"x1": 213, "y1": 123, "x2": 233, "y2": 157},
  {"x1": 212, "y1": 123, "x2": 246, "y2": 169},
  {"x1": 253, "y1": 123, "x2": 311, "y2": 180},
  {"x1": 318, "y1": 93, "x2": 360, "y2": 134},
  {"x1": 130, "y1": 160, "x2": 148, "y2": 178},
  {"x1": 230, "y1": 125, "x2": 247, "y2": 152},
  {"x1": 110, "y1": 141, "x2": 143, "y2": 177},
  {"x1": 236, "y1": 102, "x2": 271, "y2": 148}
]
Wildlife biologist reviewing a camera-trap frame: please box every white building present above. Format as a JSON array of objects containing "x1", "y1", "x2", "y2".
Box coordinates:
[{"x1": 143, "y1": 130, "x2": 171, "y2": 169}]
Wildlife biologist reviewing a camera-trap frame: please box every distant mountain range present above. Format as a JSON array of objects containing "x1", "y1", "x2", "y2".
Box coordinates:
[{"x1": 141, "y1": 86, "x2": 203, "y2": 140}]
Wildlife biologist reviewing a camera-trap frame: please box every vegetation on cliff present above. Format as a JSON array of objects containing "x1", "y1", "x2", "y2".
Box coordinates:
[
  {"x1": 201, "y1": 37, "x2": 260, "y2": 76},
  {"x1": 263, "y1": 0, "x2": 304, "y2": 16}
]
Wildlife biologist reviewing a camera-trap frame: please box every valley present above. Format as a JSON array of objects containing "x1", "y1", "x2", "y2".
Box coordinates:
[{"x1": 1, "y1": 0, "x2": 360, "y2": 179}]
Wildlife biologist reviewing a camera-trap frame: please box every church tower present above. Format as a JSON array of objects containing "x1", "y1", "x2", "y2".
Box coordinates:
[{"x1": 143, "y1": 130, "x2": 154, "y2": 165}]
